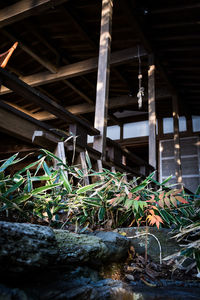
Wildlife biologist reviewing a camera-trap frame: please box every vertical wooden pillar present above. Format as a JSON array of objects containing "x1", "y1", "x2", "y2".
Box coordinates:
[
  {"x1": 93, "y1": 0, "x2": 113, "y2": 158},
  {"x1": 172, "y1": 95, "x2": 183, "y2": 186},
  {"x1": 148, "y1": 54, "x2": 157, "y2": 170}
]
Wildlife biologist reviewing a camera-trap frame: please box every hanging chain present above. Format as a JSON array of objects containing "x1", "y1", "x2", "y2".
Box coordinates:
[{"x1": 137, "y1": 45, "x2": 144, "y2": 109}]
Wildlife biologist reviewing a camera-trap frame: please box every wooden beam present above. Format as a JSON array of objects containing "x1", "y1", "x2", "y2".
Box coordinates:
[
  {"x1": 0, "y1": 68, "x2": 99, "y2": 136},
  {"x1": 4, "y1": 87, "x2": 171, "y2": 121},
  {"x1": 151, "y1": 3, "x2": 200, "y2": 14},
  {"x1": 93, "y1": 0, "x2": 113, "y2": 156},
  {"x1": 0, "y1": 0, "x2": 69, "y2": 28},
  {"x1": 148, "y1": 55, "x2": 156, "y2": 169},
  {"x1": 172, "y1": 95, "x2": 183, "y2": 186},
  {"x1": 1, "y1": 29, "x2": 57, "y2": 73},
  {"x1": 0, "y1": 46, "x2": 146, "y2": 94},
  {"x1": 0, "y1": 101, "x2": 102, "y2": 160}
]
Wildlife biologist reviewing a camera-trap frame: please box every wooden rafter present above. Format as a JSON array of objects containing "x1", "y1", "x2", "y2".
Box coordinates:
[
  {"x1": 0, "y1": 67, "x2": 99, "y2": 136},
  {"x1": 0, "y1": 0, "x2": 69, "y2": 28},
  {"x1": 0, "y1": 46, "x2": 146, "y2": 94},
  {"x1": 4, "y1": 87, "x2": 170, "y2": 121}
]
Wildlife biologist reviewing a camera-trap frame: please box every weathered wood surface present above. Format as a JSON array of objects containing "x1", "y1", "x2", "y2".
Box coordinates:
[
  {"x1": 148, "y1": 54, "x2": 157, "y2": 169},
  {"x1": 93, "y1": 0, "x2": 113, "y2": 156},
  {"x1": 0, "y1": 46, "x2": 146, "y2": 94},
  {"x1": 0, "y1": 68, "x2": 99, "y2": 136},
  {"x1": 0, "y1": 0, "x2": 69, "y2": 29}
]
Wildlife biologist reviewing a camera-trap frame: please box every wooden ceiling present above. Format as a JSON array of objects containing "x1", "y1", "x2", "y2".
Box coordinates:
[{"x1": 0, "y1": 0, "x2": 199, "y2": 131}]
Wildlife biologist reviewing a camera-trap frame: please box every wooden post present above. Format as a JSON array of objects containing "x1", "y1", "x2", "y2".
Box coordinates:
[
  {"x1": 93, "y1": 0, "x2": 113, "y2": 158},
  {"x1": 80, "y1": 152, "x2": 90, "y2": 185},
  {"x1": 148, "y1": 54, "x2": 157, "y2": 170},
  {"x1": 54, "y1": 142, "x2": 67, "y2": 174},
  {"x1": 172, "y1": 95, "x2": 183, "y2": 186}
]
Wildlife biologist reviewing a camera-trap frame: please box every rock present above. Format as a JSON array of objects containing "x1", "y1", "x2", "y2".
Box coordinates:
[
  {"x1": 0, "y1": 221, "x2": 130, "y2": 273},
  {"x1": 89, "y1": 231, "x2": 130, "y2": 262},
  {"x1": 115, "y1": 227, "x2": 181, "y2": 263},
  {"x1": 0, "y1": 221, "x2": 58, "y2": 273},
  {"x1": 54, "y1": 230, "x2": 129, "y2": 264},
  {"x1": 0, "y1": 284, "x2": 28, "y2": 300},
  {"x1": 125, "y1": 274, "x2": 135, "y2": 281}
]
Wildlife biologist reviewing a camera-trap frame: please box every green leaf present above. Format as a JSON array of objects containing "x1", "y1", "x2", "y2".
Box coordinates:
[
  {"x1": 76, "y1": 182, "x2": 101, "y2": 194},
  {"x1": 41, "y1": 149, "x2": 65, "y2": 164},
  {"x1": 61, "y1": 169, "x2": 72, "y2": 193},
  {"x1": 133, "y1": 200, "x2": 139, "y2": 212},
  {"x1": 85, "y1": 150, "x2": 92, "y2": 169},
  {"x1": 43, "y1": 161, "x2": 52, "y2": 176},
  {"x1": 16, "y1": 158, "x2": 44, "y2": 175},
  {"x1": 26, "y1": 170, "x2": 33, "y2": 193},
  {"x1": 32, "y1": 183, "x2": 61, "y2": 195},
  {"x1": 30, "y1": 175, "x2": 52, "y2": 181},
  {"x1": 130, "y1": 182, "x2": 147, "y2": 193},
  {"x1": 14, "y1": 194, "x2": 32, "y2": 204},
  {"x1": 98, "y1": 207, "x2": 105, "y2": 221},
  {"x1": 83, "y1": 199, "x2": 101, "y2": 207},
  {"x1": 0, "y1": 153, "x2": 18, "y2": 173},
  {"x1": 3, "y1": 178, "x2": 24, "y2": 197},
  {"x1": 161, "y1": 175, "x2": 173, "y2": 185}
]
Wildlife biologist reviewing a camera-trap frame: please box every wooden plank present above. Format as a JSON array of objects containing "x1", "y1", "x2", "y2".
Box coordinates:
[
  {"x1": 0, "y1": 68, "x2": 99, "y2": 136},
  {"x1": 0, "y1": 46, "x2": 146, "y2": 94},
  {"x1": 148, "y1": 54, "x2": 156, "y2": 169},
  {"x1": 0, "y1": 0, "x2": 69, "y2": 28},
  {"x1": 93, "y1": 0, "x2": 113, "y2": 156},
  {"x1": 172, "y1": 95, "x2": 183, "y2": 186},
  {"x1": 4, "y1": 87, "x2": 170, "y2": 121}
]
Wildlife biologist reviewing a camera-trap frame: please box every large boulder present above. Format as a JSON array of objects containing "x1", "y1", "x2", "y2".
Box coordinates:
[
  {"x1": 0, "y1": 221, "x2": 130, "y2": 273},
  {"x1": 0, "y1": 221, "x2": 58, "y2": 273},
  {"x1": 55, "y1": 230, "x2": 130, "y2": 264}
]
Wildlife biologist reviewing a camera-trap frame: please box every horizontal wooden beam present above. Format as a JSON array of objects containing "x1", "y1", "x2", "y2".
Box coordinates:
[
  {"x1": 0, "y1": 101, "x2": 101, "y2": 160},
  {"x1": 151, "y1": 3, "x2": 200, "y2": 14},
  {"x1": 0, "y1": 0, "x2": 69, "y2": 28},
  {"x1": 4, "y1": 87, "x2": 171, "y2": 121},
  {"x1": 0, "y1": 68, "x2": 99, "y2": 136},
  {"x1": 1, "y1": 29, "x2": 57, "y2": 73},
  {"x1": 0, "y1": 46, "x2": 147, "y2": 94}
]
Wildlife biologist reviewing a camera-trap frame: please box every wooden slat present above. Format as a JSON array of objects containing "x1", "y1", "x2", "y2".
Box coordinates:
[
  {"x1": 0, "y1": 68, "x2": 99, "y2": 136},
  {"x1": 148, "y1": 54, "x2": 156, "y2": 169},
  {"x1": 93, "y1": 0, "x2": 113, "y2": 156},
  {"x1": 0, "y1": 0, "x2": 69, "y2": 28},
  {"x1": 0, "y1": 46, "x2": 146, "y2": 94}
]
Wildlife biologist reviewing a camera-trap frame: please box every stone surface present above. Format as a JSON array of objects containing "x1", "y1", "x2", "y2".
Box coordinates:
[
  {"x1": 0, "y1": 221, "x2": 58, "y2": 272},
  {"x1": 0, "y1": 221, "x2": 130, "y2": 273},
  {"x1": 55, "y1": 230, "x2": 129, "y2": 264},
  {"x1": 115, "y1": 227, "x2": 181, "y2": 263}
]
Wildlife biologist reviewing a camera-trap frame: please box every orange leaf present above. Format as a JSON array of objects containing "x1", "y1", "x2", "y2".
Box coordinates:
[
  {"x1": 158, "y1": 199, "x2": 164, "y2": 208},
  {"x1": 159, "y1": 191, "x2": 165, "y2": 201},
  {"x1": 155, "y1": 215, "x2": 164, "y2": 224},
  {"x1": 109, "y1": 197, "x2": 117, "y2": 204},
  {"x1": 164, "y1": 197, "x2": 171, "y2": 209},
  {"x1": 172, "y1": 188, "x2": 183, "y2": 196},
  {"x1": 175, "y1": 196, "x2": 188, "y2": 204},
  {"x1": 170, "y1": 195, "x2": 177, "y2": 207},
  {"x1": 134, "y1": 195, "x2": 140, "y2": 201},
  {"x1": 128, "y1": 192, "x2": 133, "y2": 199}
]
